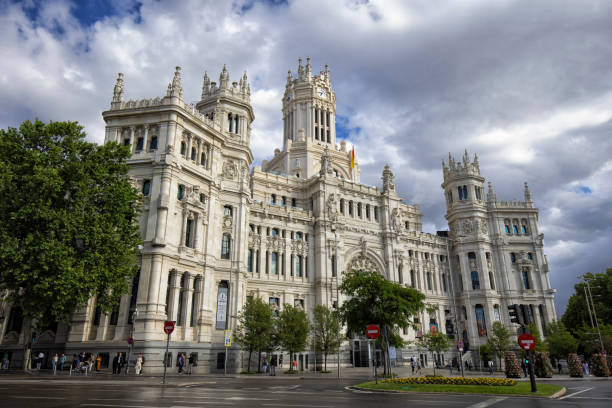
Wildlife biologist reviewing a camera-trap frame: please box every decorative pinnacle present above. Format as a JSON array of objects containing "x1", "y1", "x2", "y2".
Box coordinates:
[
  {"x1": 112, "y1": 72, "x2": 124, "y2": 103},
  {"x1": 524, "y1": 181, "x2": 532, "y2": 202}
]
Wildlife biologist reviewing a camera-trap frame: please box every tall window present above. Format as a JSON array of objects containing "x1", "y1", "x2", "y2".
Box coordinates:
[
  {"x1": 510, "y1": 252, "x2": 516, "y2": 263},
  {"x1": 248, "y1": 249, "x2": 253, "y2": 272},
  {"x1": 296, "y1": 255, "x2": 303, "y2": 277},
  {"x1": 471, "y1": 271, "x2": 480, "y2": 290},
  {"x1": 522, "y1": 270, "x2": 531, "y2": 289},
  {"x1": 426, "y1": 272, "x2": 432, "y2": 290},
  {"x1": 7, "y1": 307, "x2": 24, "y2": 333},
  {"x1": 505, "y1": 225, "x2": 511, "y2": 234},
  {"x1": 136, "y1": 137, "x2": 144, "y2": 151},
  {"x1": 177, "y1": 274, "x2": 185, "y2": 326},
  {"x1": 223, "y1": 205, "x2": 233, "y2": 216},
  {"x1": 331, "y1": 255, "x2": 337, "y2": 278},
  {"x1": 128, "y1": 268, "x2": 140, "y2": 324},
  {"x1": 271, "y1": 194, "x2": 276, "y2": 204},
  {"x1": 340, "y1": 199, "x2": 344, "y2": 214},
  {"x1": 348, "y1": 201, "x2": 353, "y2": 216},
  {"x1": 493, "y1": 305, "x2": 500, "y2": 321},
  {"x1": 177, "y1": 184, "x2": 185, "y2": 200},
  {"x1": 191, "y1": 147, "x2": 196, "y2": 161},
  {"x1": 475, "y1": 186, "x2": 482, "y2": 200},
  {"x1": 271, "y1": 252, "x2": 278, "y2": 275},
  {"x1": 221, "y1": 234, "x2": 231, "y2": 259},
  {"x1": 475, "y1": 305, "x2": 487, "y2": 336},
  {"x1": 410, "y1": 270, "x2": 415, "y2": 288},
  {"x1": 442, "y1": 273, "x2": 447, "y2": 292},
  {"x1": 180, "y1": 141, "x2": 186, "y2": 156},
  {"x1": 149, "y1": 136, "x2": 158, "y2": 150},
  {"x1": 201, "y1": 152, "x2": 207, "y2": 166},
  {"x1": 489, "y1": 272, "x2": 495, "y2": 290},
  {"x1": 190, "y1": 278, "x2": 198, "y2": 327},
  {"x1": 513, "y1": 225, "x2": 519, "y2": 234},
  {"x1": 142, "y1": 180, "x2": 151, "y2": 196},
  {"x1": 357, "y1": 203, "x2": 362, "y2": 217},
  {"x1": 110, "y1": 305, "x2": 120, "y2": 325},
  {"x1": 521, "y1": 225, "x2": 528, "y2": 234},
  {"x1": 185, "y1": 219, "x2": 194, "y2": 248},
  {"x1": 291, "y1": 198, "x2": 297, "y2": 207}
]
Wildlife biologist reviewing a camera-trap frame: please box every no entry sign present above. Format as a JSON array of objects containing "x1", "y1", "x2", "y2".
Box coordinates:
[
  {"x1": 366, "y1": 324, "x2": 380, "y2": 339},
  {"x1": 163, "y1": 321, "x2": 175, "y2": 335},
  {"x1": 518, "y1": 333, "x2": 536, "y2": 350}
]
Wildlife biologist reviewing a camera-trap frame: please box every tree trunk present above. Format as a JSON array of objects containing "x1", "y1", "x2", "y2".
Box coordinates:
[
  {"x1": 257, "y1": 350, "x2": 261, "y2": 373},
  {"x1": 247, "y1": 351, "x2": 252, "y2": 372},
  {"x1": 324, "y1": 354, "x2": 327, "y2": 371},
  {"x1": 432, "y1": 352, "x2": 436, "y2": 376}
]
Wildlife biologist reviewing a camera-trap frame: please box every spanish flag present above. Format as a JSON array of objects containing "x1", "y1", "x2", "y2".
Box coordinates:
[{"x1": 350, "y1": 147, "x2": 355, "y2": 171}]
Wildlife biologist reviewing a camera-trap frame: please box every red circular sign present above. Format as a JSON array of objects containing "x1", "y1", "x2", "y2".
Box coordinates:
[
  {"x1": 518, "y1": 333, "x2": 536, "y2": 350},
  {"x1": 163, "y1": 321, "x2": 175, "y2": 334},
  {"x1": 366, "y1": 324, "x2": 380, "y2": 339}
]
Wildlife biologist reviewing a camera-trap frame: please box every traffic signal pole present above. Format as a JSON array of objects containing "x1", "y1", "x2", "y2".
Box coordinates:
[{"x1": 521, "y1": 325, "x2": 537, "y2": 393}]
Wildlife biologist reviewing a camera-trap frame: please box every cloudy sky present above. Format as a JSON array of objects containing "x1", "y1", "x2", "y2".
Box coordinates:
[{"x1": 2, "y1": 0, "x2": 611, "y2": 315}]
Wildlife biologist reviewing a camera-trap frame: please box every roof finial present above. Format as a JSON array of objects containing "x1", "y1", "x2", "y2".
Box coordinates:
[
  {"x1": 201, "y1": 71, "x2": 210, "y2": 99},
  {"x1": 112, "y1": 73, "x2": 124, "y2": 104},
  {"x1": 524, "y1": 181, "x2": 532, "y2": 203},
  {"x1": 170, "y1": 66, "x2": 183, "y2": 99},
  {"x1": 487, "y1": 181, "x2": 497, "y2": 202}
]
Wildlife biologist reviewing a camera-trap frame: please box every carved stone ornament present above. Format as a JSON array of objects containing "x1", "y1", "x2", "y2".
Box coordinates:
[
  {"x1": 360, "y1": 236, "x2": 368, "y2": 255},
  {"x1": 222, "y1": 215, "x2": 233, "y2": 230},
  {"x1": 382, "y1": 164, "x2": 395, "y2": 192},
  {"x1": 326, "y1": 193, "x2": 339, "y2": 221},
  {"x1": 480, "y1": 219, "x2": 488, "y2": 234},
  {"x1": 248, "y1": 232, "x2": 261, "y2": 248},
  {"x1": 267, "y1": 237, "x2": 285, "y2": 250},
  {"x1": 392, "y1": 208, "x2": 402, "y2": 232},
  {"x1": 461, "y1": 219, "x2": 473, "y2": 234},
  {"x1": 348, "y1": 255, "x2": 380, "y2": 275},
  {"x1": 292, "y1": 239, "x2": 308, "y2": 254},
  {"x1": 222, "y1": 160, "x2": 237, "y2": 180}
]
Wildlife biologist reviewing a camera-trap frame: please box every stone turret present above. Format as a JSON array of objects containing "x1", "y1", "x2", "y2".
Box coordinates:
[{"x1": 442, "y1": 149, "x2": 481, "y2": 184}]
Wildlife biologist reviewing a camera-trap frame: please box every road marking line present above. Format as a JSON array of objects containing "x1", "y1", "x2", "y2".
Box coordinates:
[
  {"x1": 10, "y1": 396, "x2": 66, "y2": 399},
  {"x1": 80, "y1": 405, "x2": 145, "y2": 408},
  {"x1": 88, "y1": 399, "x2": 146, "y2": 402},
  {"x1": 562, "y1": 396, "x2": 610, "y2": 400},
  {"x1": 466, "y1": 397, "x2": 508, "y2": 408},
  {"x1": 262, "y1": 405, "x2": 333, "y2": 408},
  {"x1": 559, "y1": 387, "x2": 594, "y2": 400}
]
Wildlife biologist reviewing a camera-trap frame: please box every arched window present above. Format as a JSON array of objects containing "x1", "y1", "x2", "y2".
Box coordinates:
[
  {"x1": 357, "y1": 203, "x2": 362, "y2": 217},
  {"x1": 271, "y1": 194, "x2": 276, "y2": 204},
  {"x1": 339, "y1": 198, "x2": 344, "y2": 214},
  {"x1": 180, "y1": 141, "x2": 186, "y2": 156},
  {"x1": 271, "y1": 228, "x2": 278, "y2": 237},
  {"x1": 475, "y1": 305, "x2": 487, "y2": 336},
  {"x1": 348, "y1": 201, "x2": 353, "y2": 216},
  {"x1": 458, "y1": 186, "x2": 463, "y2": 200},
  {"x1": 522, "y1": 270, "x2": 531, "y2": 289},
  {"x1": 149, "y1": 136, "x2": 158, "y2": 150},
  {"x1": 527, "y1": 252, "x2": 533, "y2": 260},
  {"x1": 513, "y1": 225, "x2": 519, "y2": 234},
  {"x1": 199, "y1": 193, "x2": 206, "y2": 203},
  {"x1": 136, "y1": 137, "x2": 144, "y2": 151},
  {"x1": 185, "y1": 218, "x2": 194, "y2": 248},
  {"x1": 505, "y1": 225, "x2": 511, "y2": 234},
  {"x1": 471, "y1": 271, "x2": 480, "y2": 290},
  {"x1": 291, "y1": 198, "x2": 297, "y2": 207},
  {"x1": 366, "y1": 204, "x2": 370, "y2": 219},
  {"x1": 493, "y1": 305, "x2": 501, "y2": 321},
  {"x1": 522, "y1": 224, "x2": 528, "y2": 234},
  {"x1": 191, "y1": 147, "x2": 196, "y2": 161},
  {"x1": 221, "y1": 234, "x2": 231, "y2": 259},
  {"x1": 463, "y1": 185, "x2": 468, "y2": 199},
  {"x1": 142, "y1": 180, "x2": 151, "y2": 196},
  {"x1": 201, "y1": 152, "x2": 207, "y2": 166},
  {"x1": 489, "y1": 272, "x2": 495, "y2": 290},
  {"x1": 228, "y1": 113, "x2": 233, "y2": 133}
]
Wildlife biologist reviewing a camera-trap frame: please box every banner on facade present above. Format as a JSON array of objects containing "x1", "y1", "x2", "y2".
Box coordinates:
[{"x1": 215, "y1": 285, "x2": 228, "y2": 330}]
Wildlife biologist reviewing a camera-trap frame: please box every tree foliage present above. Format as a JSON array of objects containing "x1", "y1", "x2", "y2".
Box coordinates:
[
  {"x1": 562, "y1": 270, "x2": 612, "y2": 332},
  {"x1": 235, "y1": 297, "x2": 274, "y2": 372},
  {"x1": 544, "y1": 321, "x2": 578, "y2": 359},
  {"x1": 312, "y1": 304, "x2": 339, "y2": 371},
  {"x1": 0, "y1": 120, "x2": 141, "y2": 325},
  {"x1": 417, "y1": 332, "x2": 450, "y2": 375},
  {"x1": 276, "y1": 304, "x2": 310, "y2": 370},
  {"x1": 486, "y1": 321, "x2": 510, "y2": 365},
  {"x1": 527, "y1": 323, "x2": 547, "y2": 352},
  {"x1": 338, "y1": 269, "x2": 426, "y2": 375}
]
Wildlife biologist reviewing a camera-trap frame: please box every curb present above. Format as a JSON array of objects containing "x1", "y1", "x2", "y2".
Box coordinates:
[
  {"x1": 549, "y1": 387, "x2": 567, "y2": 399},
  {"x1": 348, "y1": 385, "x2": 565, "y2": 399}
]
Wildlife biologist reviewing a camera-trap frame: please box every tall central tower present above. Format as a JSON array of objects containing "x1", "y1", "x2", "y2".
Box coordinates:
[{"x1": 263, "y1": 58, "x2": 357, "y2": 181}]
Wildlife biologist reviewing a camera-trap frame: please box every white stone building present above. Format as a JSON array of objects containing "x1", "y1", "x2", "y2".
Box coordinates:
[{"x1": 0, "y1": 60, "x2": 556, "y2": 372}]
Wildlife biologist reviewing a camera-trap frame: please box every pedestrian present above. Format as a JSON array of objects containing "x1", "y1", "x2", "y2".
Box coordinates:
[
  {"x1": 279, "y1": 354, "x2": 283, "y2": 368},
  {"x1": 520, "y1": 360, "x2": 527, "y2": 377},
  {"x1": 96, "y1": 354, "x2": 102, "y2": 371},
  {"x1": 187, "y1": 353, "x2": 194, "y2": 375},
  {"x1": 557, "y1": 362, "x2": 562, "y2": 374},
  {"x1": 582, "y1": 361, "x2": 590, "y2": 376},
  {"x1": 270, "y1": 354, "x2": 277, "y2": 376},
  {"x1": 292, "y1": 357, "x2": 297, "y2": 372},
  {"x1": 72, "y1": 354, "x2": 79, "y2": 371},
  {"x1": 135, "y1": 354, "x2": 143, "y2": 375},
  {"x1": 464, "y1": 360, "x2": 469, "y2": 371},
  {"x1": 448, "y1": 362, "x2": 453, "y2": 375},
  {"x1": 263, "y1": 356, "x2": 268, "y2": 373},
  {"x1": 52, "y1": 353, "x2": 58, "y2": 375},
  {"x1": 488, "y1": 360, "x2": 494, "y2": 375},
  {"x1": 177, "y1": 353, "x2": 184, "y2": 374},
  {"x1": 59, "y1": 353, "x2": 66, "y2": 372},
  {"x1": 88, "y1": 354, "x2": 95, "y2": 372},
  {"x1": 36, "y1": 351, "x2": 44, "y2": 370},
  {"x1": 2, "y1": 351, "x2": 9, "y2": 370},
  {"x1": 112, "y1": 353, "x2": 119, "y2": 374},
  {"x1": 416, "y1": 359, "x2": 422, "y2": 375},
  {"x1": 411, "y1": 358, "x2": 415, "y2": 374}
]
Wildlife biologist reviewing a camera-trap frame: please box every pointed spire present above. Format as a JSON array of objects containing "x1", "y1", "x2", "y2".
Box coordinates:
[
  {"x1": 524, "y1": 182, "x2": 532, "y2": 203},
  {"x1": 287, "y1": 69, "x2": 293, "y2": 83},
  {"x1": 487, "y1": 181, "x2": 497, "y2": 202},
  {"x1": 219, "y1": 64, "x2": 229, "y2": 89},
  {"x1": 201, "y1": 71, "x2": 210, "y2": 99},
  {"x1": 472, "y1": 152, "x2": 480, "y2": 173},
  {"x1": 241, "y1": 71, "x2": 248, "y2": 92},
  {"x1": 112, "y1": 73, "x2": 124, "y2": 103},
  {"x1": 462, "y1": 149, "x2": 470, "y2": 167},
  {"x1": 170, "y1": 66, "x2": 183, "y2": 99}
]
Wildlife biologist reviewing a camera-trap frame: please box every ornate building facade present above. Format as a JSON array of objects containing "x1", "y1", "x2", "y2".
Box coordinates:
[{"x1": 0, "y1": 60, "x2": 556, "y2": 372}]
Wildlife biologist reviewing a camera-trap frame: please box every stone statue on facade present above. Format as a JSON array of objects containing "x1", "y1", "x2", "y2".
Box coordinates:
[{"x1": 382, "y1": 164, "x2": 395, "y2": 193}]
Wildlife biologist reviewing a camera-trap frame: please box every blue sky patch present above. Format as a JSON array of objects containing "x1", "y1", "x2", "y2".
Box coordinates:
[
  {"x1": 335, "y1": 115, "x2": 361, "y2": 142},
  {"x1": 573, "y1": 185, "x2": 592, "y2": 195}
]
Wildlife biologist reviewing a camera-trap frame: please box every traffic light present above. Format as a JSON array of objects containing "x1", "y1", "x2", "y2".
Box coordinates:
[
  {"x1": 525, "y1": 358, "x2": 529, "y2": 364},
  {"x1": 508, "y1": 304, "x2": 523, "y2": 325}
]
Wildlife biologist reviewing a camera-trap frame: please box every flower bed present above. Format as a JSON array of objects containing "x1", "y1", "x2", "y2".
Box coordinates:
[{"x1": 382, "y1": 376, "x2": 516, "y2": 386}]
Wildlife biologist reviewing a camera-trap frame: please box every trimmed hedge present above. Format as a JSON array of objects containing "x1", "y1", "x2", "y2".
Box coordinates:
[{"x1": 382, "y1": 376, "x2": 516, "y2": 386}]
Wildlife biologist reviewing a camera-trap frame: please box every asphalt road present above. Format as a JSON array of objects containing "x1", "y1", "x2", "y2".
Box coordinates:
[{"x1": 0, "y1": 376, "x2": 610, "y2": 408}]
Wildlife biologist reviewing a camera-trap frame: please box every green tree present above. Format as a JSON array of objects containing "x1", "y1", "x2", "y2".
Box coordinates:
[
  {"x1": 562, "y1": 270, "x2": 612, "y2": 332},
  {"x1": 339, "y1": 269, "x2": 426, "y2": 375},
  {"x1": 574, "y1": 324, "x2": 612, "y2": 356},
  {"x1": 527, "y1": 323, "x2": 547, "y2": 352},
  {"x1": 312, "y1": 305, "x2": 340, "y2": 371},
  {"x1": 544, "y1": 321, "x2": 578, "y2": 360},
  {"x1": 479, "y1": 344, "x2": 492, "y2": 366},
  {"x1": 0, "y1": 120, "x2": 141, "y2": 367},
  {"x1": 235, "y1": 297, "x2": 274, "y2": 372},
  {"x1": 417, "y1": 332, "x2": 450, "y2": 376},
  {"x1": 486, "y1": 321, "x2": 510, "y2": 367},
  {"x1": 276, "y1": 304, "x2": 310, "y2": 371}
]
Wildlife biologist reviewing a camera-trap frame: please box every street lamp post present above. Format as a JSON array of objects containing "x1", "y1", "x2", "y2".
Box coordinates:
[{"x1": 445, "y1": 237, "x2": 464, "y2": 377}]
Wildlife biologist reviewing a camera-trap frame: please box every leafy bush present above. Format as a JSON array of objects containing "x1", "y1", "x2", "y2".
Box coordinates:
[
  {"x1": 504, "y1": 351, "x2": 521, "y2": 378},
  {"x1": 567, "y1": 353, "x2": 583, "y2": 377},
  {"x1": 382, "y1": 376, "x2": 516, "y2": 386},
  {"x1": 591, "y1": 354, "x2": 610, "y2": 377},
  {"x1": 534, "y1": 352, "x2": 554, "y2": 378}
]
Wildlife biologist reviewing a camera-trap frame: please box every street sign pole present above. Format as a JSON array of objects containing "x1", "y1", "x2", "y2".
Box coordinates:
[
  {"x1": 162, "y1": 332, "x2": 170, "y2": 385},
  {"x1": 519, "y1": 328, "x2": 537, "y2": 393}
]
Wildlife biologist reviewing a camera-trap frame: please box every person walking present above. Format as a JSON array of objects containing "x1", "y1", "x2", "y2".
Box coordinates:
[
  {"x1": 416, "y1": 359, "x2": 422, "y2": 375},
  {"x1": 187, "y1": 354, "x2": 194, "y2": 375},
  {"x1": 520, "y1": 360, "x2": 527, "y2": 377},
  {"x1": 292, "y1": 357, "x2": 297, "y2": 372},
  {"x1": 135, "y1": 354, "x2": 143, "y2": 375},
  {"x1": 36, "y1": 351, "x2": 44, "y2": 370},
  {"x1": 488, "y1": 360, "x2": 494, "y2": 375},
  {"x1": 96, "y1": 354, "x2": 102, "y2": 372},
  {"x1": 263, "y1": 356, "x2": 268, "y2": 373},
  {"x1": 279, "y1": 354, "x2": 283, "y2": 368},
  {"x1": 177, "y1": 353, "x2": 184, "y2": 374},
  {"x1": 411, "y1": 358, "x2": 415, "y2": 374},
  {"x1": 52, "y1": 353, "x2": 58, "y2": 375},
  {"x1": 59, "y1": 354, "x2": 66, "y2": 372},
  {"x1": 2, "y1": 352, "x2": 9, "y2": 370},
  {"x1": 112, "y1": 353, "x2": 119, "y2": 374},
  {"x1": 270, "y1": 354, "x2": 277, "y2": 376},
  {"x1": 582, "y1": 361, "x2": 590, "y2": 376}
]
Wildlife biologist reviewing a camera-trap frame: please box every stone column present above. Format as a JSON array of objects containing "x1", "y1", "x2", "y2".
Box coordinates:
[
  {"x1": 129, "y1": 126, "x2": 135, "y2": 153},
  {"x1": 192, "y1": 276, "x2": 203, "y2": 329},
  {"x1": 167, "y1": 270, "x2": 181, "y2": 323},
  {"x1": 143, "y1": 125, "x2": 149, "y2": 152},
  {"x1": 187, "y1": 134, "x2": 193, "y2": 160},
  {"x1": 153, "y1": 169, "x2": 171, "y2": 246},
  {"x1": 113, "y1": 294, "x2": 132, "y2": 340},
  {"x1": 532, "y1": 304, "x2": 544, "y2": 335},
  {"x1": 180, "y1": 211, "x2": 188, "y2": 247},
  {"x1": 193, "y1": 213, "x2": 200, "y2": 251},
  {"x1": 182, "y1": 273, "x2": 195, "y2": 339},
  {"x1": 95, "y1": 312, "x2": 110, "y2": 341}
]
